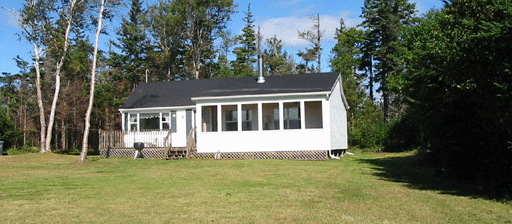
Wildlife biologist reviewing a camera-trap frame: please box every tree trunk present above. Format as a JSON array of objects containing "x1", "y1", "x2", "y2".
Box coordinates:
[
  {"x1": 33, "y1": 42, "x2": 46, "y2": 153},
  {"x1": 316, "y1": 13, "x2": 321, "y2": 73},
  {"x1": 61, "y1": 119, "x2": 66, "y2": 150},
  {"x1": 80, "y1": 0, "x2": 105, "y2": 162},
  {"x1": 369, "y1": 55, "x2": 374, "y2": 101},
  {"x1": 44, "y1": 0, "x2": 77, "y2": 153}
]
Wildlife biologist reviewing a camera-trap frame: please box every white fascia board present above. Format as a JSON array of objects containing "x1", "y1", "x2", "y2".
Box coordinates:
[
  {"x1": 119, "y1": 105, "x2": 196, "y2": 113},
  {"x1": 191, "y1": 91, "x2": 330, "y2": 102},
  {"x1": 328, "y1": 73, "x2": 350, "y2": 110}
]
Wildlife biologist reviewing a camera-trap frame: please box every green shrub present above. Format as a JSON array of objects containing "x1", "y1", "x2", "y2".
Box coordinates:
[
  {"x1": 349, "y1": 119, "x2": 391, "y2": 149},
  {"x1": 6, "y1": 145, "x2": 39, "y2": 155}
]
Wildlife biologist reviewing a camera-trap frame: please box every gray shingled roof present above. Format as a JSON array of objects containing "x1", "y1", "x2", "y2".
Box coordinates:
[{"x1": 120, "y1": 72, "x2": 340, "y2": 109}]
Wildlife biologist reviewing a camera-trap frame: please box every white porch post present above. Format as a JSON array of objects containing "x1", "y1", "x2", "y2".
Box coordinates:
[
  {"x1": 121, "y1": 112, "x2": 125, "y2": 131},
  {"x1": 136, "y1": 113, "x2": 140, "y2": 132},
  {"x1": 300, "y1": 101, "x2": 305, "y2": 130},
  {"x1": 279, "y1": 102, "x2": 284, "y2": 130},
  {"x1": 196, "y1": 105, "x2": 202, "y2": 133},
  {"x1": 159, "y1": 112, "x2": 163, "y2": 130},
  {"x1": 258, "y1": 103, "x2": 263, "y2": 131},
  {"x1": 217, "y1": 104, "x2": 222, "y2": 132},
  {"x1": 237, "y1": 103, "x2": 242, "y2": 131},
  {"x1": 323, "y1": 99, "x2": 330, "y2": 135}
]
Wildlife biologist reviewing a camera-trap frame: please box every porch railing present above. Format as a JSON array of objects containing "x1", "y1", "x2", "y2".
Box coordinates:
[{"x1": 99, "y1": 129, "x2": 172, "y2": 149}]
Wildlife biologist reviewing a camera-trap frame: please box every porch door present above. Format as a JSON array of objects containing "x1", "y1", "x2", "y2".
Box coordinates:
[{"x1": 173, "y1": 110, "x2": 187, "y2": 147}]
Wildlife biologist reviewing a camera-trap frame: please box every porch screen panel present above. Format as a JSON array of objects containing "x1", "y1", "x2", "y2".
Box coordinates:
[
  {"x1": 140, "y1": 113, "x2": 160, "y2": 130},
  {"x1": 242, "y1": 104, "x2": 258, "y2": 131},
  {"x1": 124, "y1": 113, "x2": 128, "y2": 131},
  {"x1": 305, "y1": 101, "x2": 323, "y2": 129},
  {"x1": 284, "y1": 102, "x2": 301, "y2": 129},
  {"x1": 262, "y1": 103, "x2": 279, "y2": 130},
  {"x1": 202, "y1": 106, "x2": 218, "y2": 132},
  {"x1": 222, "y1": 105, "x2": 238, "y2": 131}
]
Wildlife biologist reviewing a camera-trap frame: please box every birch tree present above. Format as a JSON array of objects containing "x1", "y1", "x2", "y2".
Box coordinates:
[
  {"x1": 79, "y1": 0, "x2": 121, "y2": 162},
  {"x1": 4, "y1": 0, "x2": 55, "y2": 153},
  {"x1": 44, "y1": 0, "x2": 80, "y2": 153}
]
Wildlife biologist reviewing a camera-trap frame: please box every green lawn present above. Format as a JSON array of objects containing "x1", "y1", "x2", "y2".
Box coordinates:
[{"x1": 0, "y1": 152, "x2": 510, "y2": 223}]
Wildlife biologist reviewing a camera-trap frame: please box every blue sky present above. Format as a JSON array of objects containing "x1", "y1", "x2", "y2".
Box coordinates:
[{"x1": 0, "y1": 0, "x2": 443, "y2": 75}]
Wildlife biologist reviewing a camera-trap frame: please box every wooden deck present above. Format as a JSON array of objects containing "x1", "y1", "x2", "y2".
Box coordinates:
[{"x1": 99, "y1": 129, "x2": 196, "y2": 159}]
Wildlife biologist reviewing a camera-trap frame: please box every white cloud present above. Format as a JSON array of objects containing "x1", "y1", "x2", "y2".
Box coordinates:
[
  {"x1": 271, "y1": 0, "x2": 307, "y2": 8},
  {"x1": 257, "y1": 10, "x2": 363, "y2": 49}
]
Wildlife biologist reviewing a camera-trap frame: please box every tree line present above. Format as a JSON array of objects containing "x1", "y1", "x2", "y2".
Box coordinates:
[
  {"x1": 0, "y1": 0, "x2": 324, "y2": 159},
  {"x1": 331, "y1": 0, "x2": 511, "y2": 194},
  {"x1": 1, "y1": 0, "x2": 510, "y2": 193}
]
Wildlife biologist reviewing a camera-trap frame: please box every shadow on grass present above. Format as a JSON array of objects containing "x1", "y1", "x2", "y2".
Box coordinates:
[{"x1": 358, "y1": 153, "x2": 510, "y2": 203}]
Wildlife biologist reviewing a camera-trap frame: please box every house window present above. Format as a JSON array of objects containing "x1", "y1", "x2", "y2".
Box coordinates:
[
  {"x1": 140, "y1": 113, "x2": 160, "y2": 130},
  {"x1": 129, "y1": 113, "x2": 138, "y2": 131},
  {"x1": 161, "y1": 112, "x2": 171, "y2": 130},
  {"x1": 262, "y1": 103, "x2": 279, "y2": 130},
  {"x1": 305, "y1": 101, "x2": 323, "y2": 129},
  {"x1": 284, "y1": 102, "x2": 301, "y2": 129},
  {"x1": 222, "y1": 105, "x2": 238, "y2": 131},
  {"x1": 242, "y1": 104, "x2": 258, "y2": 131}
]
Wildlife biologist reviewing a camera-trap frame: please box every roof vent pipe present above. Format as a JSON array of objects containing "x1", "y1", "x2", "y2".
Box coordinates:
[{"x1": 257, "y1": 54, "x2": 265, "y2": 83}]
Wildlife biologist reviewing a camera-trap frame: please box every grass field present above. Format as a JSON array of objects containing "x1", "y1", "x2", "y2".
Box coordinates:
[{"x1": 0, "y1": 152, "x2": 510, "y2": 223}]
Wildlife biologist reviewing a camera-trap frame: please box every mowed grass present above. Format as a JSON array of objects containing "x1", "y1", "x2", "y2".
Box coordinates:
[{"x1": 0, "y1": 152, "x2": 510, "y2": 223}]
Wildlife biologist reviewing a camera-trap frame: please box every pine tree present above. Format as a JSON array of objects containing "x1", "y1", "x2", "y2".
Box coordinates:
[
  {"x1": 297, "y1": 13, "x2": 324, "y2": 73},
  {"x1": 264, "y1": 35, "x2": 292, "y2": 76},
  {"x1": 109, "y1": 0, "x2": 147, "y2": 89},
  {"x1": 233, "y1": 3, "x2": 257, "y2": 77},
  {"x1": 360, "y1": 0, "x2": 416, "y2": 121}
]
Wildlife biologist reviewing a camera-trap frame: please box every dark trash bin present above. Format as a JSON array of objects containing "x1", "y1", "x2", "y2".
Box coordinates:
[{"x1": 0, "y1": 141, "x2": 4, "y2": 156}]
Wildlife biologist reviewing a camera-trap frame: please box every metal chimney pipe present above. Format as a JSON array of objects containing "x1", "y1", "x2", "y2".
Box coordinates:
[{"x1": 257, "y1": 55, "x2": 265, "y2": 83}]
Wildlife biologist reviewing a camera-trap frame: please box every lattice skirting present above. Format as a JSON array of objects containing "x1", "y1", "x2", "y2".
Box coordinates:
[
  {"x1": 100, "y1": 148, "x2": 166, "y2": 159},
  {"x1": 190, "y1": 150, "x2": 328, "y2": 160},
  {"x1": 100, "y1": 148, "x2": 328, "y2": 160}
]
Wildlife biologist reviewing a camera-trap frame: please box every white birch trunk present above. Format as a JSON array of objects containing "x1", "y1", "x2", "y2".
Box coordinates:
[
  {"x1": 44, "y1": 0, "x2": 77, "y2": 153},
  {"x1": 79, "y1": 0, "x2": 105, "y2": 162},
  {"x1": 33, "y1": 42, "x2": 46, "y2": 153}
]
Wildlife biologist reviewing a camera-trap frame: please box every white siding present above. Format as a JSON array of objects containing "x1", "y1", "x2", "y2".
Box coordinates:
[
  {"x1": 329, "y1": 80, "x2": 348, "y2": 149},
  {"x1": 197, "y1": 129, "x2": 330, "y2": 153}
]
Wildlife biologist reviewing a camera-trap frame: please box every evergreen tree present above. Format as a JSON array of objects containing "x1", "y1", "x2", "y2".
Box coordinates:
[
  {"x1": 233, "y1": 3, "x2": 257, "y2": 77},
  {"x1": 264, "y1": 35, "x2": 292, "y2": 76},
  {"x1": 330, "y1": 18, "x2": 383, "y2": 149},
  {"x1": 109, "y1": 0, "x2": 148, "y2": 89},
  {"x1": 297, "y1": 13, "x2": 323, "y2": 73},
  {"x1": 360, "y1": 0, "x2": 416, "y2": 121},
  {"x1": 393, "y1": 0, "x2": 512, "y2": 191}
]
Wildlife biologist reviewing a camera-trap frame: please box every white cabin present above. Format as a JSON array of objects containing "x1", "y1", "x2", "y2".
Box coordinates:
[{"x1": 117, "y1": 72, "x2": 348, "y2": 159}]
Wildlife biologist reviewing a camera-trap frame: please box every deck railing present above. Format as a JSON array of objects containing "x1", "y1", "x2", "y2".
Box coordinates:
[{"x1": 99, "y1": 129, "x2": 172, "y2": 149}]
